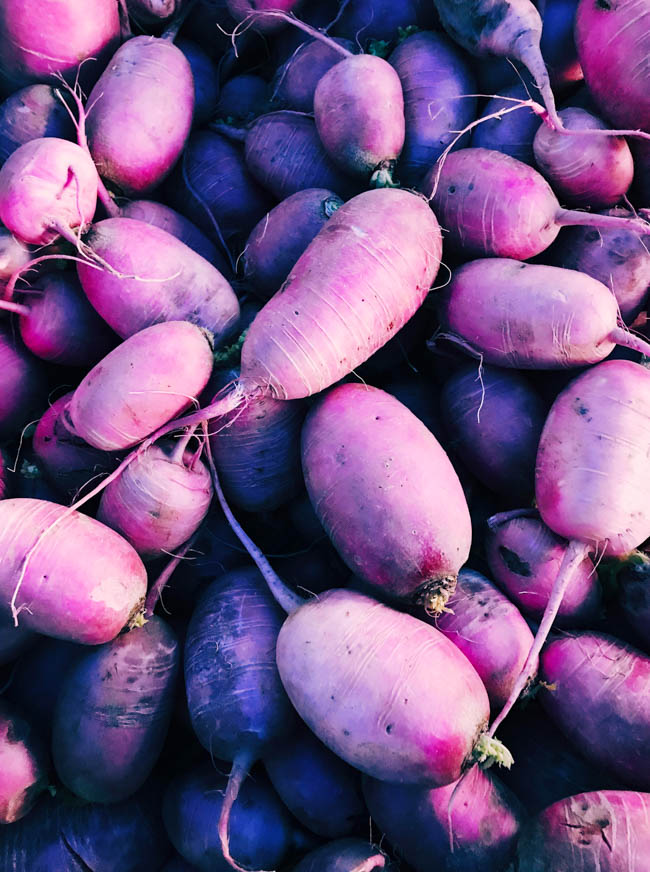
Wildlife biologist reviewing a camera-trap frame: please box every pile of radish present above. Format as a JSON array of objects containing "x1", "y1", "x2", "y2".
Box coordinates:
[{"x1": 1, "y1": 0, "x2": 650, "y2": 869}]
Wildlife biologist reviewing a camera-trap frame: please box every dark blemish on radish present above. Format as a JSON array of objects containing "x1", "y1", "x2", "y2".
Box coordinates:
[
  {"x1": 499, "y1": 546, "x2": 532, "y2": 577},
  {"x1": 595, "y1": 0, "x2": 612, "y2": 8},
  {"x1": 448, "y1": 186, "x2": 456, "y2": 194},
  {"x1": 343, "y1": 729, "x2": 350, "y2": 736},
  {"x1": 573, "y1": 398, "x2": 589, "y2": 416},
  {"x1": 468, "y1": 182, "x2": 474, "y2": 191},
  {"x1": 385, "y1": 724, "x2": 393, "y2": 734}
]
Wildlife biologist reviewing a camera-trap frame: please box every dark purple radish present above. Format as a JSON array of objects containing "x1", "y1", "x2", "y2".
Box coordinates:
[
  {"x1": 0, "y1": 137, "x2": 97, "y2": 246},
  {"x1": 0, "y1": 0, "x2": 120, "y2": 91},
  {"x1": 2, "y1": 271, "x2": 117, "y2": 366},
  {"x1": 496, "y1": 702, "x2": 623, "y2": 814},
  {"x1": 575, "y1": 0, "x2": 650, "y2": 132},
  {"x1": 271, "y1": 540, "x2": 350, "y2": 596},
  {"x1": 243, "y1": 188, "x2": 343, "y2": 299},
  {"x1": 0, "y1": 783, "x2": 172, "y2": 871},
  {"x1": 86, "y1": 35, "x2": 194, "y2": 196},
  {"x1": 302, "y1": 383, "x2": 471, "y2": 611},
  {"x1": 0, "y1": 445, "x2": 10, "y2": 500},
  {"x1": 485, "y1": 511, "x2": 601, "y2": 626},
  {"x1": 264, "y1": 724, "x2": 366, "y2": 838},
  {"x1": 0, "y1": 85, "x2": 74, "y2": 164},
  {"x1": 176, "y1": 39, "x2": 219, "y2": 128},
  {"x1": 163, "y1": 765, "x2": 310, "y2": 872},
  {"x1": 6, "y1": 637, "x2": 82, "y2": 727},
  {"x1": 245, "y1": 111, "x2": 357, "y2": 201},
  {"x1": 209, "y1": 370, "x2": 306, "y2": 512},
  {"x1": 547, "y1": 213, "x2": 650, "y2": 324},
  {"x1": 33, "y1": 392, "x2": 121, "y2": 499},
  {"x1": 540, "y1": 0, "x2": 582, "y2": 87},
  {"x1": 162, "y1": 858, "x2": 198, "y2": 872},
  {"x1": 515, "y1": 790, "x2": 650, "y2": 870},
  {"x1": 488, "y1": 360, "x2": 650, "y2": 747},
  {"x1": 471, "y1": 83, "x2": 541, "y2": 164},
  {"x1": 332, "y1": 0, "x2": 422, "y2": 44},
  {"x1": 97, "y1": 439, "x2": 212, "y2": 559},
  {"x1": 76, "y1": 218, "x2": 240, "y2": 341},
  {"x1": 439, "y1": 364, "x2": 546, "y2": 502},
  {"x1": 121, "y1": 199, "x2": 231, "y2": 274},
  {"x1": 428, "y1": 569, "x2": 535, "y2": 710},
  {"x1": 184, "y1": 569, "x2": 297, "y2": 869},
  {"x1": 438, "y1": 258, "x2": 650, "y2": 367},
  {"x1": 0, "y1": 702, "x2": 48, "y2": 824},
  {"x1": 276, "y1": 588, "x2": 507, "y2": 787},
  {"x1": 533, "y1": 107, "x2": 634, "y2": 208},
  {"x1": 363, "y1": 766, "x2": 522, "y2": 872},
  {"x1": 618, "y1": 559, "x2": 650, "y2": 648},
  {"x1": 216, "y1": 75, "x2": 270, "y2": 124},
  {"x1": 389, "y1": 31, "x2": 477, "y2": 186},
  {"x1": 540, "y1": 632, "x2": 650, "y2": 789},
  {"x1": 314, "y1": 54, "x2": 405, "y2": 187},
  {"x1": 52, "y1": 617, "x2": 179, "y2": 803},
  {"x1": 0, "y1": 616, "x2": 34, "y2": 666},
  {"x1": 272, "y1": 38, "x2": 355, "y2": 114},
  {"x1": 0, "y1": 223, "x2": 30, "y2": 283},
  {"x1": 167, "y1": 130, "x2": 273, "y2": 247},
  {"x1": 381, "y1": 373, "x2": 443, "y2": 441},
  {"x1": 292, "y1": 839, "x2": 386, "y2": 872},
  {"x1": 0, "y1": 326, "x2": 45, "y2": 439},
  {"x1": 631, "y1": 139, "x2": 650, "y2": 207},
  {"x1": 225, "y1": 0, "x2": 303, "y2": 33},
  {"x1": 421, "y1": 148, "x2": 650, "y2": 260}
]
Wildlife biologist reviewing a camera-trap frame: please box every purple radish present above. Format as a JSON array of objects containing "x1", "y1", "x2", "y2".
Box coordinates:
[
  {"x1": 292, "y1": 839, "x2": 386, "y2": 872},
  {"x1": 420, "y1": 148, "x2": 650, "y2": 260},
  {"x1": 126, "y1": 0, "x2": 186, "y2": 27},
  {"x1": 547, "y1": 213, "x2": 650, "y2": 324},
  {"x1": 177, "y1": 39, "x2": 219, "y2": 128},
  {"x1": 331, "y1": 0, "x2": 425, "y2": 43},
  {"x1": 485, "y1": 511, "x2": 601, "y2": 626},
  {"x1": 438, "y1": 257, "x2": 650, "y2": 367},
  {"x1": 514, "y1": 790, "x2": 650, "y2": 870},
  {"x1": 184, "y1": 568, "x2": 297, "y2": 869},
  {"x1": 0, "y1": 326, "x2": 45, "y2": 439},
  {"x1": 618, "y1": 559, "x2": 650, "y2": 648},
  {"x1": 471, "y1": 83, "x2": 541, "y2": 164},
  {"x1": 0, "y1": 85, "x2": 74, "y2": 164},
  {"x1": 540, "y1": 632, "x2": 650, "y2": 789},
  {"x1": 0, "y1": 702, "x2": 49, "y2": 824},
  {"x1": 302, "y1": 383, "x2": 471, "y2": 611},
  {"x1": 245, "y1": 111, "x2": 357, "y2": 200},
  {"x1": 389, "y1": 31, "x2": 477, "y2": 186},
  {"x1": 430, "y1": 568, "x2": 535, "y2": 710},
  {"x1": 264, "y1": 724, "x2": 366, "y2": 838},
  {"x1": 272, "y1": 38, "x2": 355, "y2": 113},
  {"x1": 440, "y1": 364, "x2": 546, "y2": 502},
  {"x1": 533, "y1": 107, "x2": 634, "y2": 208},
  {"x1": 363, "y1": 765, "x2": 522, "y2": 872},
  {"x1": 97, "y1": 439, "x2": 212, "y2": 559},
  {"x1": 6, "y1": 637, "x2": 82, "y2": 727},
  {"x1": 33, "y1": 392, "x2": 121, "y2": 499},
  {"x1": 225, "y1": 0, "x2": 303, "y2": 33},
  {"x1": 0, "y1": 616, "x2": 34, "y2": 666},
  {"x1": 243, "y1": 188, "x2": 343, "y2": 299},
  {"x1": 52, "y1": 617, "x2": 179, "y2": 802},
  {"x1": 216, "y1": 75, "x2": 270, "y2": 124},
  {"x1": 540, "y1": 0, "x2": 582, "y2": 87}
]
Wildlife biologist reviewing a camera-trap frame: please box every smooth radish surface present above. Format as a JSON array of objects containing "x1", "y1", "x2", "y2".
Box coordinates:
[
  {"x1": 276, "y1": 588, "x2": 491, "y2": 786},
  {"x1": 540, "y1": 632, "x2": 650, "y2": 789},
  {"x1": 292, "y1": 839, "x2": 386, "y2": 872},
  {"x1": 363, "y1": 765, "x2": 522, "y2": 872},
  {"x1": 302, "y1": 383, "x2": 471, "y2": 609},
  {"x1": 86, "y1": 36, "x2": 194, "y2": 196},
  {"x1": 389, "y1": 31, "x2": 477, "y2": 186},
  {"x1": 5, "y1": 637, "x2": 82, "y2": 728},
  {"x1": 471, "y1": 83, "x2": 541, "y2": 164},
  {"x1": 272, "y1": 38, "x2": 355, "y2": 113},
  {"x1": 243, "y1": 188, "x2": 343, "y2": 299},
  {"x1": 332, "y1": 0, "x2": 424, "y2": 43},
  {"x1": 431, "y1": 569, "x2": 535, "y2": 710},
  {"x1": 97, "y1": 443, "x2": 212, "y2": 559},
  {"x1": 14, "y1": 271, "x2": 117, "y2": 366},
  {"x1": 216, "y1": 75, "x2": 269, "y2": 124},
  {"x1": 245, "y1": 111, "x2": 356, "y2": 201},
  {"x1": 77, "y1": 218, "x2": 240, "y2": 341},
  {"x1": 575, "y1": 0, "x2": 650, "y2": 132},
  {"x1": 0, "y1": 0, "x2": 120, "y2": 89},
  {"x1": 67, "y1": 321, "x2": 214, "y2": 451},
  {"x1": 0, "y1": 326, "x2": 45, "y2": 440},
  {"x1": 0, "y1": 85, "x2": 74, "y2": 164},
  {"x1": 533, "y1": 107, "x2": 634, "y2": 208},
  {"x1": 420, "y1": 148, "x2": 650, "y2": 259},
  {"x1": 440, "y1": 364, "x2": 546, "y2": 501},
  {"x1": 314, "y1": 54, "x2": 405, "y2": 185},
  {"x1": 264, "y1": 724, "x2": 366, "y2": 839},
  {"x1": 0, "y1": 617, "x2": 34, "y2": 667},
  {"x1": 514, "y1": 790, "x2": 650, "y2": 870},
  {"x1": 0, "y1": 498, "x2": 147, "y2": 644},
  {"x1": 33, "y1": 392, "x2": 121, "y2": 499},
  {"x1": 226, "y1": 0, "x2": 302, "y2": 32},
  {"x1": 548, "y1": 214, "x2": 650, "y2": 324},
  {"x1": 618, "y1": 561, "x2": 650, "y2": 648},
  {"x1": 52, "y1": 617, "x2": 179, "y2": 803},
  {"x1": 239, "y1": 188, "x2": 442, "y2": 400},
  {"x1": 485, "y1": 512, "x2": 601, "y2": 625},
  {"x1": 536, "y1": 360, "x2": 650, "y2": 555},
  {"x1": 176, "y1": 39, "x2": 219, "y2": 128},
  {"x1": 439, "y1": 258, "x2": 650, "y2": 368},
  {"x1": 0, "y1": 702, "x2": 48, "y2": 824},
  {"x1": 0, "y1": 138, "x2": 97, "y2": 245}
]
